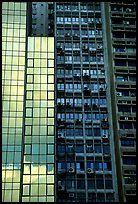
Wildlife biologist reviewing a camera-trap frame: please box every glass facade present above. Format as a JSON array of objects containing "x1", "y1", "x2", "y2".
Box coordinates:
[
  {"x1": 22, "y1": 37, "x2": 55, "y2": 202},
  {"x1": 2, "y1": 2, "x2": 26, "y2": 202},
  {"x1": 2, "y1": 2, "x2": 55, "y2": 202}
]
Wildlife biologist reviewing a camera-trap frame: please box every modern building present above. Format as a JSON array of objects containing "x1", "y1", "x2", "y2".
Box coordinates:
[{"x1": 2, "y1": 2, "x2": 136, "y2": 202}]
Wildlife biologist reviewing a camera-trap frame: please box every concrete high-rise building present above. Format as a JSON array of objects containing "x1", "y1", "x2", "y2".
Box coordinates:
[{"x1": 2, "y1": 2, "x2": 136, "y2": 202}]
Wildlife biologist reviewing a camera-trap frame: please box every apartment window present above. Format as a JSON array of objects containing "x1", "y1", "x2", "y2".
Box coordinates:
[
  {"x1": 129, "y1": 76, "x2": 136, "y2": 81},
  {"x1": 118, "y1": 105, "x2": 131, "y2": 112},
  {"x1": 124, "y1": 175, "x2": 136, "y2": 184},
  {"x1": 66, "y1": 128, "x2": 74, "y2": 136},
  {"x1": 85, "y1": 128, "x2": 93, "y2": 136},
  {"x1": 122, "y1": 156, "x2": 136, "y2": 165},
  {"x1": 57, "y1": 145, "x2": 66, "y2": 153},
  {"x1": 96, "y1": 179, "x2": 104, "y2": 189},
  {"x1": 57, "y1": 69, "x2": 64, "y2": 75},
  {"x1": 119, "y1": 122, "x2": 133, "y2": 129},
  {"x1": 116, "y1": 75, "x2": 128, "y2": 81},
  {"x1": 132, "y1": 106, "x2": 136, "y2": 113},
  {"x1": 103, "y1": 145, "x2": 110, "y2": 154},
  {"x1": 121, "y1": 139, "x2": 135, "y2": 146},
  {"x1": 65, "y1": 83, "x2": 73, "y2": 91},
  {"x1": 76, "y1": 145, "x2": 84, "y2": 153},
  {"x1": 93, "y1": 128, "x2": 100, "y2": 136},
  {"x1": 113, "y1": 31, "x2": 124, "y2": 38},
  {"x1": 57, "y1": 83, "x2": 64, "y2": 90},
  {"x1": 77, "y1": 180, "x2": 85, "y2": 189},
  {"x1": 74, "y1": 128, "x2": 83, "y2": 136},
  {"x1": 115, "y1": 59, "x2": 126, "y2": 66},
  {"x1": 67, "y1": 162, "x2": 75, "y2": 168},
  {"x1": 128, "y1": 60, "x2": 136, "y2": 67},
  {"x1": 94, "y1": 145, "x2": 102, "y2": 153},
  {"x1": 88, "y1": 180, "x2": 95, "y2": 189}
]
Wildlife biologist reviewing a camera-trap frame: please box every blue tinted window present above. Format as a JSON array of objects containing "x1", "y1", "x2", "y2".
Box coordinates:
[
  {"x1": 123, "y1": 157, "x2": 136, "y2": 165},
  {"x1": 121, "y1": 139, "x2": 134, "y2": 146}
]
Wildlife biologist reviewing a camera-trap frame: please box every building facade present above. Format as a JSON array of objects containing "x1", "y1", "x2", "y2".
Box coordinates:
[{"x1": 2, "y1": 2, "x2": 136, "y2": 202}]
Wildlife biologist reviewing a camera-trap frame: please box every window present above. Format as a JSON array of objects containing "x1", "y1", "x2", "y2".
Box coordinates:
[
  {"x1": 57, "y1": 83, "x2": 64, "y2": 90},
  {"x1": 57, "y1": 145, "x2": 65, "y2": 153},
  {"x1": 85, "y1": 128, "x2": 92, "y2": 136},
  {"x1": 95, "y1": 145, "x2": 102, "y2": 153},
  {"x1": 123, "y1": 157, "x2": 136, "y2": 165},
  {"x1": 116, "y1": 75, "x2": 128, "y2": 81},
  {"x1": 96, "y1": 179, "x2": 104, "y2": 189},
  {"x1": 58, "y1": 162, "x2": 66, "y2": 170},
  {"x1": 105, "y1": 180, "x2": 113, "y2": 189},
  {"x1": 88, "y1": 180, "x2": 95, "y2": 189},
  {"x1": 118, "y1": 105, "x2": 131, "y2": 112},
  {"x1": 121, "y1": 139, "x2": 135, "y2": 146},
  {"x1": 77, "y1": 180, "x2": 85, "y2": 189},
  {"x1": 129, "y1": 76, "x2": 136, "y2": 81},
  {"x1": 103, "y1": 145, "x2": 110, "y2": 154},
  {"x1": 124, "y1": 176, "x2": 136, "y2": 184},
  {"x1": 93, "y1": 128, "x2": 100, "y2": 136},
  {"x1": 115, "y1": 59, "x2": 126, "y2": 66},
  {"x1": 76, "y1": 145, "x2": 84, "y2": 153},
  {"x1": 119, "y1": 122, "x2": 133, "y2": 129}
]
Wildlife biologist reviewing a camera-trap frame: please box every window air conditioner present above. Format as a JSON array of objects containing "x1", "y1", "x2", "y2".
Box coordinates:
[
  {"x1": 69, "y1": 193, "x2": 74, "y2": 198},
  {"x1": 87, "y1": 168, "x2": 93, "y2": 174},
  {"x1": 87, "y1": 145, "x2": 93, "y2": 152},
  {"x1": 102, "y1": 135, "x2": 108, "y2": 139},
  {"x1": 126, "y1": 8, "x2": 132, "y2": 12},
  {"x1": 124, "y1": 117, "x2": 128, "y2": 121},
  {"x1": 67, "y1": 145, "x2": 74, "y2": 152},
  {"x1": 58, "y1": 184, "x2": 65, "y2": 191},
  {"x1": 58, "y1": 133, "x2": 65, "y2": 138},
  {"x1": 102, "y1": 118, "x2": 108, "y2": 122},
  {"x1": 68, "y1": 167, "x2": 74, "y2": 173},
  {"x1": 124, "y1": 21, "x2": 129, "y2": 25},
  {"x1": 122, "y1": 101, "x2": 127, "y2": 104},
  {"x1": 117, "y1": 92, "x2": 122, "y2": 96}
]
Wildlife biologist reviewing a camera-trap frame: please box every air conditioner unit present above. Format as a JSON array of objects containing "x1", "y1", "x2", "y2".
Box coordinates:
[
  {"x1": 102, "y1": 135, "x2": 108, "y2": 139},
  {"x1": 87, "y1": 168, "x2": 93, "y2": 174},
  {"x1": 120, "y1": 133, "x2": 126, "y2": 138},
  {"x1": 101, "y1": 124, "x2": 109, "y2": 129},
  {"x1": 122, "y1": 101, "x2": 127, "y2": 104},
  {"x1": 76, "y1": 119, "x2": 82, "y2": 123},
  {"x1": 126, "y1": 8, "x2": 132, "y2": 12},
  {"x1": 87, "y1": 145, "x2": 93, "y2": 152},
  {"x1": 58, "y1": 185, "x2": 65, "y2": 191},
  {"x1": 68, "y1": 167, "x2": 74, "y2": 173},
  {"x1": 69, "y1": 193, "x2": 74, "y2": 198},
  {"x1": 125, "y1": 117, "x2": 128, "y2": 121},
  {"x1": 65, "y1": 33, "x2": 70, "y2": 36},
  {"x1": 131, "y1": 93, "x2": 135, "y2": 97},
  {"x1": 124, "y1": 21, "x2": 129, "y2": 25},
  {"x1": 58, "y1": 133, "x2": 65, "y2": 138},
  {"x1": 103, "y1": 118, "x2": 108, "y2": 122},
  {"x1": 74, "y1": 73, "x2": 80, "y2": 77},
  {"x1": 117, "y1": 92, "x2": 122, "y2": 96},
  {"x1": 67, "y1": 145, "x2": 74, "y2": 152}
]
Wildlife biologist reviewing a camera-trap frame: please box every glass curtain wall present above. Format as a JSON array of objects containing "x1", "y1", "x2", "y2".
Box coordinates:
[
  {"x1": 22, "y1": 37, "x2": 55, "y2": 202},
  {"x1": 2, "y1": 2, "x2": 26, "y2": 202}
]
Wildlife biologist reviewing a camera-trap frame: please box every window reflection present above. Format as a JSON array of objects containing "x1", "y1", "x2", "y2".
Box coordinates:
[{"x1": 21, "y1": 36, "x2": 55, "y2": 199}]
